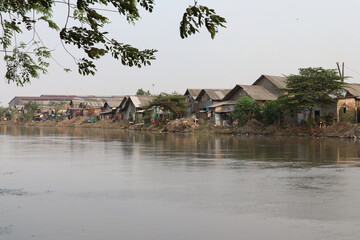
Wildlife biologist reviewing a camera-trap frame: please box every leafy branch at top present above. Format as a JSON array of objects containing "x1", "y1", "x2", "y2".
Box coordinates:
[
  {"x1": 1, "y1": 0, "x2": 226, "y2": 86},
  {"x1": 180, "y1": 4, "x2": 226, "y2": 39}
]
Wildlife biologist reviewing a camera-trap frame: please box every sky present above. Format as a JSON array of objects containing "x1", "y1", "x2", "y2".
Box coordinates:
[{"x1": 1, "y1": 0, "x2": 360, "y2": 106}]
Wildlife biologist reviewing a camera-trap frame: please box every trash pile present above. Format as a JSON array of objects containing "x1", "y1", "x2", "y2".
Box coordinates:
[{"x1": 162, "y1": 118, "x2": 198, "y2": 133}]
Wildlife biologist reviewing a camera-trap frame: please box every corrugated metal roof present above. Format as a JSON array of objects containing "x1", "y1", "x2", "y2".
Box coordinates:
[
  {"x1": 199, "y1": 89, "x2": 231, "y2": 101},
  {"x1": 263, "y1": 75, "x2": 287, "y2": 88},
  {"x1": 12, "y1": 96, "x2": 75, "y2": 100},
  {"x1": 129, "y1": 96, "x2": 155, "y2": 108},
  {"x1": 253, "y1": 75, "x2": 287, "y2": 89},
  {"x1": 239, "y1": 85, "x2": 278, "y2": 101},
  {"x1": 70, "y1": 99, "x2": 84, "y2": 108},
  {"x1": 105, "y1": 99, "x2": 123, "y2": 108},
  {"x1": 80, "y1": 101, "x2": 105, "y2": 108},
  {"x1": 208, "y1": 101, "x2": 236, "y2": 108},
  {"x1": 345, "y1": 83, "x2": 360, "y2": 98},
  {"x1": 185, "y1": 89, "x2": 202, "y2": 99}
]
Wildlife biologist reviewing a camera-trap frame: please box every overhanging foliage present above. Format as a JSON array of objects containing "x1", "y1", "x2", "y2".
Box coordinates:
[{"x1": 0, "y1": 0, "x2": 226, "y2": 86}]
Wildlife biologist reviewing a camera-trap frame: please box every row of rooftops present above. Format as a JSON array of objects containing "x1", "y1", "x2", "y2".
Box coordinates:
[
  {"x1": 69, "y1": 95, "x2": 155, "y2": 110},
  {"x1": 8, "y1": 74, "x2": 360, "y2": 108},
  {"x1": 185, "y1": 75, "x2": 288, "y2": 102},
  {"x1": 9, "y1": 95, "x2": 123, "y2": 101},
  {"x1": 186, "y1": 74, "x2": 360, "y2": 102}
]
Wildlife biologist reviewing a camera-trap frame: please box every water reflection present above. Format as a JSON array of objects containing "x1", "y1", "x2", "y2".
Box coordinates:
[
  {"x1": 1, "y1": 126, "x2": 360, "y2": 240},
  {"x1": 1, "y1": 126, "x2": 360, "y2": 165}
]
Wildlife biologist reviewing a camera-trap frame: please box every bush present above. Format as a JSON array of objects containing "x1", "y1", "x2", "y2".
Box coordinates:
[
  {"x1": 322, "y1": 113, "x2": 335, "y2": 126},
  {"x1": 231, "y1": 97, "x2": 260, "y2": 126},
  {"x1": 261, "y1": 100, "x2": 284, "y2": 125},
  {"x1": 339, "y1": 108, "x2": 356, "y2": 123}
]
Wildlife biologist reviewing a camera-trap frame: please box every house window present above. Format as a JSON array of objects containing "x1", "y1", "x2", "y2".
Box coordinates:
[
  {"x1": 343, "y1": 107, "x2": 347, "y2": 114},
  {"x1": 314, "y1": 110, "x2": 320, "y2": 117}
]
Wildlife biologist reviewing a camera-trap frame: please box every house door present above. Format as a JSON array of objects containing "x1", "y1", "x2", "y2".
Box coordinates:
[{"x1": 314, "y1": 110, "x2": 320, "y2": 118}]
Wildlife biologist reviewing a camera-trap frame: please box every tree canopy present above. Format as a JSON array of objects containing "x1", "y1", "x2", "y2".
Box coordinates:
[
  {"x1": 0, "y1": 0, "x2": 226, "y2": 86},
  {"x1": 282, "y1": 67, "x2": 345, "y2": 120},
  {"x1": 146, "y1": 93, "x2": 186, "y2": 119},
  {"x1": 21, "y1": 101, "x2": 40, "y2": 121},
  {"x1": 231, "y1": 96, "x2": 261, "y2": 126},
  {"x1": 136, "y1": 88, "x2": 151, "y2": 96}
]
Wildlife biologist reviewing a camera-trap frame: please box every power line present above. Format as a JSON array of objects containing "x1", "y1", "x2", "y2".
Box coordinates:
[{"x1": 345, "y1": 65, "x2": 360, "y2": 76}]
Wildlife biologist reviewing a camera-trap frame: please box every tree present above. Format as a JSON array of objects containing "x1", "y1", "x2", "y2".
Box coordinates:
[
  {"x1": 0, "y1": 105, "x2": 8, "y2": 120},
  {"x1": 231, "y1": 96, "x2": 261, "y2": 126},
  {"x1": 20, "y1": 101, "x2": 40, "y2": 121},
  {"x1": 0, "y1": 1, "x2": 226, "y2": 86},
  {"x1": 261, "y1": 99, "x2": 284, "y2": 126},
  {"x1": 282, "y1": 67, "x2": 345, "y2": 122},
  {"x1": 49, "y1": 101, "x2": 67, "y2": 120},
  {"x1": 146, "y1": 93, "x2": 186, "y2": 120},
  {"x1": 136, "y1": 88, "x2": 151, "y2": 96}
]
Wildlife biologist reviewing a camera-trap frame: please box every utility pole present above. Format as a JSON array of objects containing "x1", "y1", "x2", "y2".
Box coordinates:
[{"x1": 336, "y1": 62, "x2": 345, "y2": 81}]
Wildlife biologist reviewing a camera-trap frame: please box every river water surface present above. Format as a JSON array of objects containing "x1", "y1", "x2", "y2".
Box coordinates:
[{"x1": 1, "y1": 126, "x2": 360, "y2": 240}]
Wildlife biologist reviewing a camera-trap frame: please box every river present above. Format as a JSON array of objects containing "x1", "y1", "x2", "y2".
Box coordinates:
[{"x1": 1, "y1": 126, "x2": 360, "y2": 240}]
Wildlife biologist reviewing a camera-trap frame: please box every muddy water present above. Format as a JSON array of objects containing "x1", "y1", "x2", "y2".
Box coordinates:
[{"x1": 1, "y1": 126, "x2": 360, "y2": 240}]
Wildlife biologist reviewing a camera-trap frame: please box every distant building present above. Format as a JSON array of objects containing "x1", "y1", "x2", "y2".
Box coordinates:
[{"x1": 8, "y1": 95, "x2": 77, "y2": 107}]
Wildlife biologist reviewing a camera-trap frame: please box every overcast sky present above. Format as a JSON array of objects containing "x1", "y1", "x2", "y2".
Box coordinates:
[{"x1": 1, "y1": 0, "x2": 360, "y2": 106}]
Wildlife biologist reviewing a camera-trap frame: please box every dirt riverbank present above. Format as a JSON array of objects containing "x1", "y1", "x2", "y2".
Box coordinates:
[{"x1": 1, "y1": 117, "x2": 359, "y2": 139}]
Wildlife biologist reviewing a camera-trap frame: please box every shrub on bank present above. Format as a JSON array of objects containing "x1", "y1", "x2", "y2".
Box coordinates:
[
  {"x1": 231, "y1": 97, "x2": 261, "y2": 126},
  {"x1": 261, "y1": 100, "x2": 284, "y2": 126}
]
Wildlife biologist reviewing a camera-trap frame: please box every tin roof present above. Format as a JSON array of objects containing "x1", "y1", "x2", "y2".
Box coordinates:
[
  {"x1": 105, "y1": 99, "x2": 124, "y2": 108},
  {"x1": 223, "y1": 84, "x2": 278, "y2": 101},
  {"x1": 79, "y1": 101, "x2": 105, "y2": 108},
  {"x1": 196, "y1": 89, "x2": 231, "y2": 101},
  {"x1": 253, "y1": 75, "x2": 287, "y2": 89},
  {"x1": 208, "y1": 101, "x2": 236, "y2": 108},
  {"x1": 239, "y1": 85, "x2": 278, "y2": 101},
  {"x1": 184, "y1": 89, "x2": 202, "y2": 99},
  {"x1": 344, "y1": 83, "x2": 360, "y2": 98},
  {"x1": 129, "y1": 96, "x2": 155, "y2": 108}
]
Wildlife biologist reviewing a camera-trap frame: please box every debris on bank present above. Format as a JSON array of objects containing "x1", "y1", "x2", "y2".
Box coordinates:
[
  {"x1": 318, "y1": 122, "x2": 360, "y2": 138},
  {"x1": 235, "y1": 119, "x2": 266, "y2": 135},
  {"x1": 3, "y1": 117, "x2": 360, "y2": 139},
  {"x1": 162, "y1": 118, "x2": 198, "y2": 133}
]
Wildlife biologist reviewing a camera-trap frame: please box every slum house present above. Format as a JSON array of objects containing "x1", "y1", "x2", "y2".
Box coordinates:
[
  {"x1": 67, "y1": 99, "x2": 85, "y2": 119},
  {"x1": 119, "y1": 96, "x2": 155, "y2": 123},
  {"x1": 114, "y1": 97, "x2": 129, "y2": 120},
  {"x1": 207, "y1": 75, "x2": 287, "y2": 126},
  {"x1": 184, "y1": 89, "x2": 202, "y2": 117},
  {"x1": 337, "y1": 83, "x2": 360, "y2": 123},
  {"x1": 195, "y1": 89, "x2": 232, "y2": 121},
  {"x1": 67, "y1": 96, "x2": 121, "y2": 119},
  {"x1": 79, "y1": 101, "x2": 106, "y2": 117},
  {"x1": 253, "y1": 74, "x2": 336, "y2": 124},
  {"x1": 212, "y1": 85, "x2": 278, "y2": 126},
  {"x1": 196, "y1": 89, "x2": 232, "y2": 111},
  {"x1": 99, "y1": 99, "x2": 123, "y2": 120}
]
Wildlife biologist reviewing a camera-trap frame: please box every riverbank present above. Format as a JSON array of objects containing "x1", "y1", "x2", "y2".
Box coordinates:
[{"x1": 1, "y1": 117, "x2": 359, "y2": 138}]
